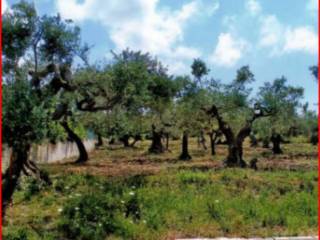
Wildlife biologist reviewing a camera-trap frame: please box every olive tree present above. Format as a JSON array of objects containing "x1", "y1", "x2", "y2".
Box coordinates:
[
  {"x1": 256, "y1": 77, "x2": 304, "y2": 154},
  {"x1": 203, "y1": 66, "x2": 273, "y2": 167},
  {"x1": 2, "y1": 1, "x2": 88, "y2": 214}
]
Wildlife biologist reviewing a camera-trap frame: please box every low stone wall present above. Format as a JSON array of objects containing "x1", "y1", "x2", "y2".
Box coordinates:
[{"x1": 2, "y1": 139, "x2": 96, "y2": 169}]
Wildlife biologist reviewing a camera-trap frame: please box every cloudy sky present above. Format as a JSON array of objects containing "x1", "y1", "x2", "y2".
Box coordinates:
[{"x1": 3, "y1": 0, "x2": 319, "y2": 108}]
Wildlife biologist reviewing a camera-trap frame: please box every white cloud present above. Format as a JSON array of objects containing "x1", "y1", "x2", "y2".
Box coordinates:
[
  {"x1": 206, "y1": 1, "x2": 220, "y2": 16},
  {"x1": 55, "y1": 0, "x2": 209, "y2": 75},
  {"x1": 2, "y1": 0, "x2": 7, "y2": 14},
  {"x1": 245, "y1": 0, "x2": 262, "y2": 16},
  {"x1": 283, "y1": 27, "x2": 318, "y2": 54},
  {"x1": 259, "y1": 15, "x2": 282, "y2": 47},
  {"x1": 259, "y1": 15, "x2": 318, "y2": 55},
  {"x1": 209, "y1": 33, "x2": 248, "y2": 67}
]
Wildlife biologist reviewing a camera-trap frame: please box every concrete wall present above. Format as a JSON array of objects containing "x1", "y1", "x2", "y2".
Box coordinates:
[{"x1": 2, "y1": 139, "x2": 96, "y2": 169}]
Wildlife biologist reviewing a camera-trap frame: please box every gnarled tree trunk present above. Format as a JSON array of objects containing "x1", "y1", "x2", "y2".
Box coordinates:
[
  {"x1": 225, "y1": 142, "x2": 246, "y2": 167},
  {"x1": 203, "y1": 105, "x2": 271, "y2": 168},
  {"x1": 2, "y1": 144, "x2": 30, "y2": 217},
  {"x1": 149, "y1": 124, "x2": 164, "y2": 153},
  {"x1": 179, "y1": 131, "x2": 191, "y2": 160},
  {"x1": 249, "y1": 134, "x2": 258, "y2": 147},
  {"x1": 61, "y1": 121, "x2": 88, "y2": 164},
  {"x1": 208, "y1": 130, "x2": 220, "y2": 156},
  {"x1": 130, "y1": 134, "x2": 142, "y2": 147},
  {"x1": 209, "y1": 132, "x2": 215, "y2": 155},
  {"x1": 95, "y1": 133, "x2": 103, "y2": 147},
  {"x1": 120, "y1": 134, "x2": 130, "y2": 147},
  {"x1": 199, "y1": 129, "x2": 207, "y2": 150},
  {"x1": 270, "y1": 133, "x2": 283, "y2": 154},
  {"x1": 164, "y1": 133, "x2": 170, "y2": 151}
]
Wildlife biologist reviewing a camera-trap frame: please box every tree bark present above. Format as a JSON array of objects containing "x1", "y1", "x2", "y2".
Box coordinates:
[
  {"x1": 208, "y1": 130, "x2": 219, "y2": 156},
  {"x1": 61, "y1": 121, "x2": 88, "y2": 163},
  {"x1": 130, "y1": 134, "x2": 142, "y2": 147},
  {"x1": 95, "y1": 133, "x2": 103, "y2": 147},
  {"x1": 179, "y1": 131, "x2": 192, "y2": 160},
  {"x1": 165, "y1": 133, "x2": 170, "y2": 151},
  {"x1": 249, "y1": 134, "x2": 258, "y2": 147},
  {"x1": 109, "y1": 137, "x2": 116, "y2": 145},
  {"x1": 209, "y1": 132, "x2": 215, "y2": 155},
  {"x1": 225, "y1": 142, "x2": 246, "y2": 167},
  {"x1": 271, "y1": 133, "x2": 283, "y2": 154},
  {"x1": 203, "y1": 104, "x2": 271, "y2": 168},
  {"x1": 120, "y1": 134, "x2": 130, "y2": 147},
  {"x1": 2, "y1": 144, "x2": 30, "y2": 217},
  {"x1": 149, "y1": 124, "x2": 164, "y2": 153},
  {"x1": 199, "y1": 130, "x2": 207, "y2": 150},
  {"x1": 310, "y1": 133, "x2": 318, "y2": 145},
  {"x1": 262, "y1": 138, "x2": 270, "y2": 148}
]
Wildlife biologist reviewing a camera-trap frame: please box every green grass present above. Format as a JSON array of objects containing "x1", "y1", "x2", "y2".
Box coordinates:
[
  {"x1": 4, "y1": 168, "x2": 317, "y2": 240},
  {"x1": 4, "y1": 140, "x2": 318, "y2": 239}
]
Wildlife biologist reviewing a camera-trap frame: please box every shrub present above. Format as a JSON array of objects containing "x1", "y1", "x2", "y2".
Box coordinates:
[
  {"x1": 58, "y1": 193, "x2": 121, "y2": 240},
  {"x1": 3, "y1": 227, "x2": 28, "y2": 240},
  {"x1": 23, "y1": 178, "x2": 41, "y2": 200}
]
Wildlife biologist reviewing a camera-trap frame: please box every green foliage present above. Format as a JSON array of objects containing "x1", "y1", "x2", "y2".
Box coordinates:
[
  {"x1": 23, "y1": 178, "x2": 42, "y2": 201},
  {"x1": 254, "y1": 77, "x2": 304, "y2": 138},
  {"x1": 40, "y1": 14, "x2": 83, "y2": 63},
  {"x1": 3, "y1": 227, "x2": 28, "y2": 240},
  {"x1": 4, "y1": 164, "x2": 318, "y2": 239},
  {"x1": 309, "y1": 65, "x2": 318, "y2": 81},
  {"x1": 47, "y1": 121, "x2": 67, "y2": 143},
  {"x1": 191, "y1": 58, "x2": 209, "y2": 84},
  {"x1": 2, "y1": 1, "x2": 37, "y2": 73},
  {"x1": 59, "y1": 193, "x2": 120, "y2": 240},
  {"x1": 2, "y1": 78, "x2": 49, "y2": 148}
]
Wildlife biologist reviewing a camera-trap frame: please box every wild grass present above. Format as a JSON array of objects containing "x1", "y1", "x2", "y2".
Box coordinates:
[
  {"x1": 3, "y1": 139, "x2": 318, "y2": 239},
  {"x1": 4, "y1": 169, "x2": 317, "y2": 239}
]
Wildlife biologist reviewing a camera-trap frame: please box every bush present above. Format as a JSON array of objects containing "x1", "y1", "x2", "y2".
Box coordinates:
[
  {"x1": 23, "y1": 178, "x2": 44, "y2": 200},
  {"x1": 3, "y1": 227, "x2": 28, "y2": 240},
  {"x1": 58, "y1": 193, "x2": 122, "y2": 240}
]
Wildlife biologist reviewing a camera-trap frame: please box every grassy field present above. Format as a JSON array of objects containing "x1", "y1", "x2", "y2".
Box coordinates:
[{"x1": 3, "y1": 138, "x2": 318, "y2": 240}]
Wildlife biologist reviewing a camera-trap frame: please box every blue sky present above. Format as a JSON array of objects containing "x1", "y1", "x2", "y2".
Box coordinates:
[{"x1": 3, "y1": 0, "x2": 319, "y2": 110}]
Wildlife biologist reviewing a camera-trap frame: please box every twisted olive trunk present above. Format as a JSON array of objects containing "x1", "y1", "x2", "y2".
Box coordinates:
[
  {"x1": 61, "y1": 121, "x2": 88, "y2": 164},
  {"x1": 203, "y1": 105, "x2": 270, "y2": 168},
  {"x1": 149, "y1": 124, "x2": 164, "y2": 153},
  {"x1": 270, "y1": 133, "x2": 283, "y2": 154},
  {"x1": 208, "y1": 130, "x2": 220, "y2": 156},
  {"x1": 165, "y1": 133, "x2": 170, "y2": 151},
  {"x1": 2, "y1": 144, "x2": 30, "y2": 217},
  {"x1": 95, "y1": 133, "x2": 103, "y2": 147},
  {"x1": 120, "y1": 134, "x2": 130, "y2": 147},
  {"x1": 179, "y1": 131, "x2": 192, "y2": 160},
  {"x1": 209, "y1": 132, "x2": 216, "y2": 155},
  {"x1": 199, "y1": 130, "x2": 207, "y2": 150}
]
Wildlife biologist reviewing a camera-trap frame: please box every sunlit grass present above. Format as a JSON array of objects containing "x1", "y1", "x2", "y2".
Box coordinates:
[{"x1": 3, "y1": 139, "x2": 318, "y2": 239}]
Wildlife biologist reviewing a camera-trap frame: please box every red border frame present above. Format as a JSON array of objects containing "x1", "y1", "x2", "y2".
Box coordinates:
[
  {"x1": 318, "y1": 0, "x2": 320, "y2": 238},
  {"x1": 1, "y1": 0, "x2": 3, "y2": 238}
]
